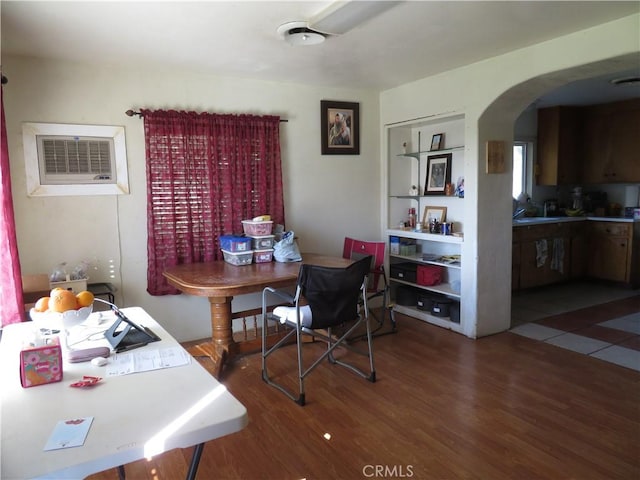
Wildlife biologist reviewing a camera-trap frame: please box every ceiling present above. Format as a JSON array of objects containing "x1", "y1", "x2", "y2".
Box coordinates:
[{"x1": 1, "y1": 1, "x2": 639, "y2": 103}]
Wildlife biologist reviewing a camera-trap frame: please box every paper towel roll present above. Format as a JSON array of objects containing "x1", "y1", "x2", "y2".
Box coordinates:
[{"x1": 624, "y1": 185, "x2": 640, "y2": 207}]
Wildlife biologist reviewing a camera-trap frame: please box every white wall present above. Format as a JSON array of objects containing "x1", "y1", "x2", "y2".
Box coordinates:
[
  {"x1": 380, "y1": 14, "x2": 640, "y2": 338},
  {"x1": 3, "y1": 57, "x2": 380, "y2": 341},
  {"x1": 5, "y1": 13, "x2": 639, "y2": 342}
]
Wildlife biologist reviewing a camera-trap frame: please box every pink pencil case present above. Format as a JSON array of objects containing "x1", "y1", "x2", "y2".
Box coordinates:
[{"x1": 67, "y1": 346, "x2": 111, "y2": 363}]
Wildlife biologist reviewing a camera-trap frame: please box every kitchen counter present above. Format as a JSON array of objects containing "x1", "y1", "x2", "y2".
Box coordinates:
[{"x1": 513, "y1": 216, "x2": 638, "y2": 227}]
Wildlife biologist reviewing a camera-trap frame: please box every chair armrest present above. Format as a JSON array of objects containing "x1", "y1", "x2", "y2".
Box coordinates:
[{"x1": 262, "y1": 286, "x2": 295, "y2": 305}]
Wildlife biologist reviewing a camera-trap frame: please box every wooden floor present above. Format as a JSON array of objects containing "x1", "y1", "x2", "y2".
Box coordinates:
[{"x1": 88, "y1": 312, "x2": 640, "y2": 480}]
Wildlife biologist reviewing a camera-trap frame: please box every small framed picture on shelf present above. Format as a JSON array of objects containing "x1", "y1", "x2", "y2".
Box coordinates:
[
  {"x1": 430, "y1": 133, "x2": 444, "y2": 151},
  {"x1": 422, "y1": 206, "x2": 447, "y2": 225},
  {"x1": 424, "y1": 153, "x2": 452, "y2": 195}
]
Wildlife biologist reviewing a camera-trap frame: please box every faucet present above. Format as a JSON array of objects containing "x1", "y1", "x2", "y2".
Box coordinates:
[{"x1": 513, "y1": 207, "x2": 527, "y2": 219}]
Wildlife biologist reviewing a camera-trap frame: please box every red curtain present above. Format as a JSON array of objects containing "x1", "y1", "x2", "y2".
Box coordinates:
[
  {"x1": 142, "y1": 109, "x2": 285, "y2": 295},
  {"x1": 0, "y1": 84, "x2": 25, "y2": 326}
]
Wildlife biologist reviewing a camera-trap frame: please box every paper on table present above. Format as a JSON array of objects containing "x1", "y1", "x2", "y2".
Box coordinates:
[
  {"x1": 105, "y1": 346, "x2": 191, "y2": 377},
  {"x1": 44, "y1": 416, "x2": 94, "y2": 451}
]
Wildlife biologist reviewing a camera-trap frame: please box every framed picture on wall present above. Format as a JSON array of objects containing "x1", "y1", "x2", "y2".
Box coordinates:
[
  {"x1": 321, "y1": 100, "x2": 360, "y2": 155},
  {"x1": 424, "y1": 153, "x2": 452, "y2": 195}
]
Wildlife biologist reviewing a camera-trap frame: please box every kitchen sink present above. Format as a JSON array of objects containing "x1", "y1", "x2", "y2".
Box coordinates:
[{"x1": 512, "y1": 217, "x2": 562, "y2": 224}]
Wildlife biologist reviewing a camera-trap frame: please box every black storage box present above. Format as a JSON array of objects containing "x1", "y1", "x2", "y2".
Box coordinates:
[
  {"x1": 431, "y1": 298, "x2": 453, "y2": 317},
  {"x1": 396, "y1": 285, "x2": 419, "y2": 306},
  {"x1": 417, "y1": 292, "x2": 443, "y2": 311},
  {"x1": 450, "y1": 301, "x2": 460, "y2": 323},
  {"x1": 416, "y1": 293, "x2": 433, "y2": 311},
  {"x1": 390, "y1": 263, "x2": 417, "y2": 283}
]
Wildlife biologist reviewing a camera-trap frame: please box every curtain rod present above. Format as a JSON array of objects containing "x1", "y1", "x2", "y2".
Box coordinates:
[{"x1": 125, "y1": 109, "x2": 287, "y2": 122}]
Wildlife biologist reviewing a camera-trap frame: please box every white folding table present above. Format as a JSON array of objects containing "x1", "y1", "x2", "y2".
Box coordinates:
[{"x1": 1, "y1": 307, "x2": 248, "y2": 480}]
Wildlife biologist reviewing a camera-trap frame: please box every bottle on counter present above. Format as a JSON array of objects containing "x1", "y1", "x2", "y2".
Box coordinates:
[{"x1": 408, "y1": 208, "x2": 416, "y2": 229}]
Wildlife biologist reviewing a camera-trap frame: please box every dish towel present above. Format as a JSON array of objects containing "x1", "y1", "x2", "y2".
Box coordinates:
[
  {"x1": 535, "y1": 239, "x2": 547, "y2": 267},
  {"x1": 551, "y1": 238, "x2": 564, "y2": 273}
]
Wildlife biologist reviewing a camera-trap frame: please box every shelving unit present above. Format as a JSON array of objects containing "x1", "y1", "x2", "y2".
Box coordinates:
[
  {"x1": 386, "y1": 115, "x2": 466, "y2": 334},
  {"x1": 387, "y1": 228, "x2": 463, "y2": 332}
]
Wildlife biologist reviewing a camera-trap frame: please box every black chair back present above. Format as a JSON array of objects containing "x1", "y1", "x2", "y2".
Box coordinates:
[{"x1": 298, "y1": 255, "x2": 372, "y2": 329}]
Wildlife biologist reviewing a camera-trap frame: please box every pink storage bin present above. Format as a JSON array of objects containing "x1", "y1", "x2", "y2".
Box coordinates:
[
  {"x1": 253, "y1": 249, "x2": 274, "y2": 263},
  {"x1": 241, "y1": 220, "x2": 273, "y2": 236}
]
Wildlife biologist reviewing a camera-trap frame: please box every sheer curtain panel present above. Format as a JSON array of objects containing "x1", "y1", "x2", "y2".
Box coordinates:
[
  {"x1": 0, "y1": 85, "x2": 25, "y2": 326},
  {"x1": 143, "y1": 110, "x2": 285, "y2": 295}
]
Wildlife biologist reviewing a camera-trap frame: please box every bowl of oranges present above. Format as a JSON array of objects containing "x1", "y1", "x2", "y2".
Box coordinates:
[{"x1": 30, "y1": 288, "x2": 95, "y2": 331}]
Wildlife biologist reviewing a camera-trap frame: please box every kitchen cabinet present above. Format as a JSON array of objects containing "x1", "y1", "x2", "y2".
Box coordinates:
[
  {"x1": 581, "y1": 99, "x2": 640, "y2": 184},
  {"x1": 512, "y1": 228, "x2": 521, "y2": 291},
  {"x1": 513, "y1": 219, "x2": 638, "y2": 290},
  {"x1": 569, "y1": 222, "x2": 588, "y2": 279},
  {"x1": 588, "y1": 221, "x2": 633, "y2": 283},
  {"x1": 536, "y1": 106, "x2": 580, "y2": 185},
  {"x1": 515, "y1": 222, "x2": 570, "y2": 289},
  {"x1": 387, "y1": 230, "x2": 463, "y2": 333}
]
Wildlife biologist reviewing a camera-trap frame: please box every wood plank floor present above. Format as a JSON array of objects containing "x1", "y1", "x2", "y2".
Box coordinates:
[{"x1": 88, "y1": 312, "x2": 640, "y2": 480}]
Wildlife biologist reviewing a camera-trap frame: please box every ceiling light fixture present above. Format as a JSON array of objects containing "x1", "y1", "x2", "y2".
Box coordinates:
[
  {"x1": 609, "y1": 76, "x2": 640, "y2": 86},
  {"x1": 277, "y1": 21, "x2": 325, "y2": 46},
  {"x1": 309, "y1": 0, "x2": 400, "y2": 35}
]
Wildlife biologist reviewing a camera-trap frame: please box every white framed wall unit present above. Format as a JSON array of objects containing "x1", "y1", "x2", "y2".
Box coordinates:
[{"x1": 22, "y1": 122, "x2": 130, "y2": 196}]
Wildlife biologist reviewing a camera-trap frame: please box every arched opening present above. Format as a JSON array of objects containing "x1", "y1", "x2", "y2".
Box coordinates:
[{"x1": 475, "y1": 53, "x2": 639, "y2": 337}]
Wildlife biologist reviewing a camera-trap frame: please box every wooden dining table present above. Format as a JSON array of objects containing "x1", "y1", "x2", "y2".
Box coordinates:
[{"x1": 163, "y1": 253, "x2": 353, "y2": 376}]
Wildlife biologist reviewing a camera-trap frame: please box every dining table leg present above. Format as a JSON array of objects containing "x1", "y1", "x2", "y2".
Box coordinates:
[{"x1": 185, "y1": 296, "x2": 235, "y2": 378}]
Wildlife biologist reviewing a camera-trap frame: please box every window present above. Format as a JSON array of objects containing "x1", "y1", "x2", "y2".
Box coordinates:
[
  {"x1": 512, "y1": 142, "x2": 527, "y2": 198},
  {"x1": 22, "y1": 123, "x2": 129, "y2": 196},
  {"x1": 142, "y1": 110, "x2": 285, "y2": 295}
]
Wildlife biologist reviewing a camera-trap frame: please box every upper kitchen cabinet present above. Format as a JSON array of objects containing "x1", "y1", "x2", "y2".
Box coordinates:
[
  {"x1": 581, "y1": 99, "x2": 640, "y2": 184},
  {"x1": 536, "y1": 106, "x2": 580, "y2": 186}
]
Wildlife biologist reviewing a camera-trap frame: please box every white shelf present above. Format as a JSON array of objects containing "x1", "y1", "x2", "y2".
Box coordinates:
[
  {"x1": 394, "y1": 304, "x2": 462, "y2": 333},
  {"x1": 390, "y1": 253, "x2": 461, "y2": 269},
  {"x1": 390, "y1": 278, "x2": 461, "y2": 299},
  {"x1": 389, "y1": 194, "x2": 463, "y2": 200},
  {"x1": 396, "y1": 145, "x2": 465, "y2": 159},
  {"x1": 387, "y1": 229, "x2": 463, "y2": 243}
]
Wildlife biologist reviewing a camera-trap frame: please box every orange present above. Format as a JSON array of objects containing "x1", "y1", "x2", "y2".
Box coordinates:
[
  {"x1": 49, "y1": 289, "x2": 78, "y2": 313},
  {"x1": 34, "y1": 296, "x2": 50, "y2": 312},
  {"x1": 50, "y1": 287, "x2": 64, "y2": 297},
  {"x1": 76, "y1": 290, "x2": 94, "y2": 308}
]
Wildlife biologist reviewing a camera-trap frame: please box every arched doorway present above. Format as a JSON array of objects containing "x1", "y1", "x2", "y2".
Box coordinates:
[{"x1": 475, "y1": 53, "x2": 639, "y2": 336}]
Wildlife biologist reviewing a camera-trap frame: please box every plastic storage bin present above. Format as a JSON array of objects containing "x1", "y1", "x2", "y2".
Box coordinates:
[
  {"x1": 241, "y1": 220, "x2": 274, "y2": 236},
  {"x1": 222, "y1": 249, "x2": 254, "y2": 266},
  {"x1": 389, "y1": 236, "x2": 400, "y2": 254},
  {"x1": 253, "y1": 249, "x2": 274, "y2": 263},
  {"x1": 220, "y1": 235, "x2": 252, "y2": 252},
  {"x1": 248, "y1": 235, "x2": 275, "y2": 250}
]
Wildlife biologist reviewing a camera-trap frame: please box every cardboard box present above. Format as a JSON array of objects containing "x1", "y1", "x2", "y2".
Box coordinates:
[
  {"x1": 20, "y1": 337, "x2": 63, "y2": 388},
  {"x1": 50, "y1": 278, "x2": 88, "y2": 294}
]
